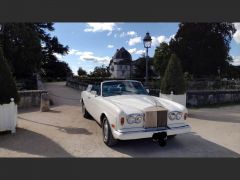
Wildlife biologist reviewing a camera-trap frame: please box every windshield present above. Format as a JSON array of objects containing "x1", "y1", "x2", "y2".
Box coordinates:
[{"x1": 102, "y1": 81, "x2": 148, "y2": 97}]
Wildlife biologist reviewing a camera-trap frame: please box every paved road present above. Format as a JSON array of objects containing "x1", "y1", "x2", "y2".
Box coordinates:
[{"x1": 0, "y1": 82, "x2": 239, "y2": 157}]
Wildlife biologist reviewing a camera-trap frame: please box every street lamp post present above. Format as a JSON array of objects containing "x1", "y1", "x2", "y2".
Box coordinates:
[{"x1": 143, "y1": 32, "x2": 152, "y2": 87}]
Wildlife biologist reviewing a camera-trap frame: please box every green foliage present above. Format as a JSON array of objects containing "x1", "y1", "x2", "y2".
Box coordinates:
[
  {"x1": 153, "y1": 42, "x2": 172, "y2": 77},
  {"x1": 161, "y1": 54, "x2": 186, "y2": 94},
  {"x1": 77, "y1": 67, "x2": 87, "y2": 77},
  {"x1": 42, "y1": 59, "x2": 73, "y2": 80},
  {"x1": 0, "y1": 49, "x2": 20, "y2": 104},
  {"x1": 169, "y1": 23, "x2": 236, "y2": 78},
  {"x1": 132, "y1": 57, "x2": 156, "y2": 78},
  {"x1": 3, "y1": 23, "x2": 69, "y2": 79},
  {"x1": 89, "y1": 65, "x2": 110, "y2": 78}
]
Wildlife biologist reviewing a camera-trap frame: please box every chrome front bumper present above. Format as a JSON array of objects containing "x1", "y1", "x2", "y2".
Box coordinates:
[{"x1": 112, "y1": 125, "x2": 191, "y2": 140}]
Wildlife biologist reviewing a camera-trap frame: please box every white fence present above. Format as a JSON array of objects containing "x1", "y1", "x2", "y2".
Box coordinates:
[
  {"x1": 160, "y1": 91, "x2": 186, "y2": 107},
  {"x1": 0, "y1": 98, "x2": 18, "y2": 133}
]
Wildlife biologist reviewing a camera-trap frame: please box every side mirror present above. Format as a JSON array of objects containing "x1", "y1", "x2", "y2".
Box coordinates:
[
  {"x1": 146, "y1": 89, "x2": 150, "y2": 93},
  {"x1": 90, "y1": 90, "x2": 97, "y2": 96}
]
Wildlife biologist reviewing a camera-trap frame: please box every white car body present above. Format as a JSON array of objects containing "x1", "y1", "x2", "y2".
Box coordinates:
[{"x1": 81, "y1": 80, "x2": 191, "y2": 140}]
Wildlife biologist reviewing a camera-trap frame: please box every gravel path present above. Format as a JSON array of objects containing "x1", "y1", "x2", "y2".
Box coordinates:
[{"x1": 0, "y1": 82, "x2": 239, "y2": 157}]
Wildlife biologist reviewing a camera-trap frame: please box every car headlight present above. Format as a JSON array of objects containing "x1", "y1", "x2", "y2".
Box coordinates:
[
  {"x1": 168, "y1": 111, "x2": 183, "y2": 120},
  {"x1": 176, "y1": 112, "x2": 182, "y2": 120},
  {"x1": 127, "y1": 114, "x2": 144, "y2": 124}
]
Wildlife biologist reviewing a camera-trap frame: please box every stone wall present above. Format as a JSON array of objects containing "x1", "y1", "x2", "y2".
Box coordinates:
[
  {"x1": 187, "y1": 90, "x2": 240, "y2": 107},
  {"x1": 18, "y1": 90, "x2": 48, "y2": 108}
]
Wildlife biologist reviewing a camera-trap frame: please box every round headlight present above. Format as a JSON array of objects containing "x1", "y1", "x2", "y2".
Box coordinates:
[
  {"x1": 127, "y1": 115, "x2": 135, "y2": 124},
  {"x1": 176, "y1": 112, "x2": 182, "y2": 120},
  {"x1": 127, "y1": 114, "x2": 144, "y2": 124},
  {"x1": 168, "y1": 112, "x2": 176, "y2": 120},
  {"x1": 135, "y1": 115, "x2": 143, "y2": 123}
]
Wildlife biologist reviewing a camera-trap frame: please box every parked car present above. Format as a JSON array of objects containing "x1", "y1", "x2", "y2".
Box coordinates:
[{"x1": 80, "y1": 80, "x2": 191, "y2": 146}]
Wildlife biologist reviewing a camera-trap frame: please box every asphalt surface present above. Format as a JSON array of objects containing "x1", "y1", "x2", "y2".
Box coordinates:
[{"x1": 0, "y1": 82, "x2": 239, "y2": 157}]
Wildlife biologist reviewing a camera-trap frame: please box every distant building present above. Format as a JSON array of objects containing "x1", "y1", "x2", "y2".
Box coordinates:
[
  {"x1": 109, "y1": 47, "x2": 132, "y2": 79},
  {"x1": 109, "y1": 47, "x2": 159, "y2": 79}
]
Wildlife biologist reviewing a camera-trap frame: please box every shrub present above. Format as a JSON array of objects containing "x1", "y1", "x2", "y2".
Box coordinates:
[
  {"x1": 0, "y1": 48, "x2": 20, "y2": 105},
  {"x1": 161, "y1": 54, "x2": 186, "y2": 94}
]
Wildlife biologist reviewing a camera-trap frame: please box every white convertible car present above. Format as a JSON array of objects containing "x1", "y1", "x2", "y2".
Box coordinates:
[{"x1": 81, "y1": 80, "x2": 191, "y2": 146}]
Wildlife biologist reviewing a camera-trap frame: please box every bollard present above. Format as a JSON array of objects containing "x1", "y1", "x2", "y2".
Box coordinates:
[{"x1": 40, "y1": 93, "x2": 50, "y2": 112}]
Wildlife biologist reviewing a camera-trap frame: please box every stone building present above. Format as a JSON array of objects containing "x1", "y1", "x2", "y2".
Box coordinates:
[
  {"x1": 109, "y1": 47, "x2": 159, "y2": 79},
  {"x1": 109, "y1": 47, "x2": 132, "y2": 79}
]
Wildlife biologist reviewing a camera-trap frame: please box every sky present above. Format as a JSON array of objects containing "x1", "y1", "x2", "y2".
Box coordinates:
[{"x1": 50, "y1": 23, "x2": 240, "y2": 75}]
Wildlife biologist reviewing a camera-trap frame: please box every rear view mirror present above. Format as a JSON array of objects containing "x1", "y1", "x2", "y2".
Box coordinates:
[{"x1": 146, "y1": 89, "x2": 150, "y2": 93}]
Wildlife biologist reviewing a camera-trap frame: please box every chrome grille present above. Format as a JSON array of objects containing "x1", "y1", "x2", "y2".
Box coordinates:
[{"x1": 144, "y1": 107, "x2": 168, "y2": 128}]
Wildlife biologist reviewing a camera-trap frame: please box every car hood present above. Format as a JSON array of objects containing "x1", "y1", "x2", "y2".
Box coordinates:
[{"x1": 104, "y1": 94, "x2": 185, "y2": 114}]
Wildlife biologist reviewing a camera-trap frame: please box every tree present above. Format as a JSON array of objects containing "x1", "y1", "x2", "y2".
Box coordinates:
[
  {"x1": 77, "y1": 67, "x2": 87, "y2": 77},
  {"x1": 89, "y1": 65, "x2": 110, "y2": 77},
  {"x1": 169, "y1": 23, "x2": 236, "y2": 78},
  {"x1": 132, "y1": 57, "x2": 156, "y2": 78},
  {"x1": 0, "y1": 49, "x2": 20, "y2": 104},
  {"x1": 161, "y1": 54, "x2": 186, "y2": 94},
  {"x1": 153, "y1": 42, "x2": 172, "y2": 77},
  {"x1": 42, "y1": 58, "x2": 73, "y2": 80},
  {"x1": 3, "y1": 23, "x2": 69, "y2": 79}
]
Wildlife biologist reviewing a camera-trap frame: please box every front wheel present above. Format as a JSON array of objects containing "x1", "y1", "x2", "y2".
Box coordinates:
[
  {"x1": 102, "y1": 117, "x2": 118, "y2": 147},
  {"x1": 81, "y1": 101, "x2": 91, "y2": 119}
]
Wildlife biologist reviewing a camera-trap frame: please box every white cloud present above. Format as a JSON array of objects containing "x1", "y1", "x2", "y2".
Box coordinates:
[
  {"x1": 128, "y1": 36, "x2": 141, "y2": 46},
  {"x1": 231, "y1": 56, "x2": 240, "y2": 66},
  {"x1": 107, "y1": 45, "x2": 114, "y2": 48},
  {"x1": 151, "y1": 34, "x2": 174, "y2": 47},
  {"x1": 117, "y1": 31, "x2": 137, "y2": 38},
  {"x1": 68, "y1": 49, "x2": 111, "y2": 65},
  {"x1": 128, "y1": 48, "x2": 137, "y2": 54},
  {"x1": 119, "y1": 32, "x2": 126, "y2": 38},
  {"x1": 53, "y1": 53, "x2": 64, "y2": 60},
  {"x1": 107, "y1": 31, "x2": 112, "y2": 36},
  {"x1": 135, "y1": 49, "x2": 145, "y2": 55},
  {"x1": 84, "y1": 23, "x2": 117, "y2": 33},
  {"x1": 233, "y1": 23, "x2": 240, "y2": 44},
  {"x1": 128, "y1": 48, "x2": 145, "y2": 56},
  {"x1": 127, "y1": 31, "x2": 137, "y2": 37},
  {"x1": 68, "y1": 49, "x2": 79, "y2": 55}
]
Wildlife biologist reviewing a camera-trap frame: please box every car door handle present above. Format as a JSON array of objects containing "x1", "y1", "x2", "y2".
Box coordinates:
[{"x1": 88, "y1": 97, "x2": 91, "y2": 99}]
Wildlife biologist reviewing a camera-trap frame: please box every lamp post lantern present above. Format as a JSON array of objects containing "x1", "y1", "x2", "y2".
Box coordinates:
[{"x1": 143, "y1": 32, "x2": 152, "y2": 87}]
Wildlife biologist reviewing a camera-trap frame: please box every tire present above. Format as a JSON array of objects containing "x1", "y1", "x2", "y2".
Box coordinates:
[
  {"x1": 102, "y1": 117, "x2": 118, "y2": 147},
  {"x1": 81, "y1": 101, "x2": 91, "y2": 119}
]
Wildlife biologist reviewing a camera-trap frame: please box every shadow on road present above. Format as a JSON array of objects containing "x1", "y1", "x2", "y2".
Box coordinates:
[
  {"x1": 18, "y1": 116, "x2": 92, "y2": 135},
  {"x1": 0, "y1": 128, "x2": 73, "y2": 157},
  {"x1": 111, "y1": 133, "x2": 240, "y2": 157}
]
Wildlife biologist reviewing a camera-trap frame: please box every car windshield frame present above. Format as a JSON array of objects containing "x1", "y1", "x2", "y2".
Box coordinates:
[{"x1": 101, "y1": 80, "x2": 148, "y2": 97}]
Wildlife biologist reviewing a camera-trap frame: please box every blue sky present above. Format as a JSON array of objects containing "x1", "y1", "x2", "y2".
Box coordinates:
[{"x1": 51, "y1": 23, "x2": 240, "y2": 75}]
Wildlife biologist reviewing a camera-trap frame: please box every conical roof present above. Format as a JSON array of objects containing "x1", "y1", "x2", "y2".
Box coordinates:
[{"x1": 112, "y1": 47, "x2": 132, "y2": 61}]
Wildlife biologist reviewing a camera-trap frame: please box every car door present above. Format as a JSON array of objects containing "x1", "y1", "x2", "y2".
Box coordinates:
[{"x1": 83, "y1": 84, "x2": 92, "y2": 111}]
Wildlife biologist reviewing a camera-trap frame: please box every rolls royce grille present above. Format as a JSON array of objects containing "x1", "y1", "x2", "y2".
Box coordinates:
[{"x1": 144, "y1": 107, "x2": 168, "y2": 128}]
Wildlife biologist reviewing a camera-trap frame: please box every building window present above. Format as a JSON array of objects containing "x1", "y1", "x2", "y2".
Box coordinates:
[{"x1": 122, "y1": 70, "x2": 125, "y2": 76}]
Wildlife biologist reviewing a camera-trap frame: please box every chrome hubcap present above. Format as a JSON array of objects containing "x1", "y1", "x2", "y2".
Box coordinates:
[{"x1": 103, "y1": 120, "x2": 108, "y2": 141}]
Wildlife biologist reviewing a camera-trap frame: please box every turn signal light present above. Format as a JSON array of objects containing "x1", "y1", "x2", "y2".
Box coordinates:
[
  {"x1": 184, "y1": 113, "x2": 188, "y2": 120},
  {"x1": 120, "y1": 117, "x2": 125, "y2": 126}
]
